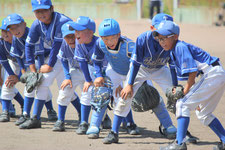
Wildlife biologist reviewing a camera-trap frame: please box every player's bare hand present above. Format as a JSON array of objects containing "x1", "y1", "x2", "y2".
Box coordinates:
[
  {"x1": 61, "y1": 79, "x2": 72, "y2": 90},
  {"x1": 120, "y1": 84, "x2": 133, "y2": 100},
  {"x1": 40, "y1": 64, "x2": 53, "y2": 73},
  {"x1": 83, "y1": 81, "x2": 93, "y2": 92},
  {"x1": 115, "y1": 85, "x2": 122, "y2": 97},
  {"x1": 94, "y1": 77, "x2": 104, "y2": 87},
  {"x1": 5, "y1": 75, "x2": 19, "y2": 88}
]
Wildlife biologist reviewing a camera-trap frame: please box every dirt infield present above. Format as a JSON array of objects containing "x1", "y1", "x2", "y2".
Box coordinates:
[{"x1": 0, "y1": 19, "x2": 225, "y2": 150}]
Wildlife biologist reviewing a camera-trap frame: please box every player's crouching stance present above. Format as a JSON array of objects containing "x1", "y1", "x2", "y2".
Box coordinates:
[
  {"x1": 19, "y1": 0, "x2": 77, "y2": 129},
  {"x1": 91, "y1": 18, "x2": 140, "y2": 141},
  {"x1": 154, "y1": 21, "x2": 225, "y2": 150},
  {"x1": 5, "y1": 13, "x2": 57, "y2": 126},
  {"x1": 69, "y1": 16, "x2": 111, "y2": 135},
  {"x1": 52, "y1": 21, "x2": 82, "y2": 132},
  {"x1": 0, "y1": 18, "x2": 24, "y2": 122}
]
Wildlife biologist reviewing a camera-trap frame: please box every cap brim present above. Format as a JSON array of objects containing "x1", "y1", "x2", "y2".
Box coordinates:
[
  {"x1": 69, "y1": 23, "x2": 86, "y2": 31},
  {"x1": 32, "y1": 5, "x2": 51, "y2": 12},
  {"x1": 153, "y1": 29, "x2": 172, "y2": 36},
  {"x1": 7, "y1": 21, "x2": 23, "y2": 28},
  {"x1": 63, "y1": 31, "x2": 75, "y2": 38}
]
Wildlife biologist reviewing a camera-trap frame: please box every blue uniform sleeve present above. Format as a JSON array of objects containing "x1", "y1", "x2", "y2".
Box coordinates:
[
  {"x1": 130, "y1": 37, "x2": 143, "y2": 67},
  {"x1": 15, "y1": 57, "x2": 25, "y2": 70},
  {"x1": 25, "y1": 20, "x2": 40, "y2": 65},
  {"x1": 1, "y1": 61, "x2": 15, "y2": 75},
  {"x1": 61, "y1": 59, "x2": 71, "y2": 80},
  {"x1": 37, "y1": 54, "x2": 45, "y2": 69},
  {"x1": 128, "y1": 62, "x2": 140, "y2": 85},
  {"x1": 170, "y1": 67, "x2": 178, "y2": 86},
  {"x1": 176, "y1": 45, "x2": 198, "y2": 75},
  {"x1": 25, "y1": 43, "x2": 35, "y2": 65},
  {"x1": 79, "y1": 61, "x2": 92, "y2": 82},
  {"x1": 93, "y1": 61, "x2": 103, "y2": 78},
  {"x1": 48, "y1": 41, "x2": 62, "y2": 67}
]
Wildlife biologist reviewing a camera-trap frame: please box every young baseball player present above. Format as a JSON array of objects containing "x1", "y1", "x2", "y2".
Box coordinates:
[
  {"x1": 5, "y1": 13, "x2": 58, "y2": 125},
  {"x1": 0, "y1": 17, "x2": 25, "y2": 122},
  {"x1": 89, "y1": 18, "x2": 140, "y2": 139},
  {"x1": 52, "y1": 21, "x2": 83, "y2": 132},
  {"x1": 69, "y1": 16, "x2": 111, "y2": 135},
  {"x1": 100, "y1": 14, "x2": 177, "y2": 144},
  {"x1": 154, "y1": 20, "x2": 225, "y2": 150},
  {"x1": 19, "y1": 0, "x2": 80, "y2": 129}
]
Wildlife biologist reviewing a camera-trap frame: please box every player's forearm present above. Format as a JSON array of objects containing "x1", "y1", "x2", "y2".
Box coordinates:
[
  {"x1": 37, "y1": 54, "x2": 45, "y2": 69},
  {"x1": 170, "y1": 68, "x2": 178, "y2": 86},
  {"x1": 128, "y1": 62, "x2": 140, "y2": 85},
  {"x1": 25, "y1": 43, "x2": 35, "y2": 65},
  {"x1": 79, "y1": 61, "x2": 92, "y2": 82},
  {"x1": 48, "y1": 41, "x2": 61, "y2": 67},
  {"x1": 93, "y1": 61, "x2": 103, "y2": 77},
  {"x1": 184, "y1": 71, "x2": 197, "y2": 95},
  {"x1": 61, "y1": 59, "x2": 71, "y2": 79},
  {"x1": 15, "y1": 57, "x2": 25, "y2": 70},
  {"x1": 2, "y1": 61, "x2": 15, "y2": 75}
]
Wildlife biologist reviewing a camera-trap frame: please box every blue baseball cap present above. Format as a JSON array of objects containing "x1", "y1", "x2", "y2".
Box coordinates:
[
  {"x1": 0, "y1": 18, "x2": 9, "y2": 30},
  {"x1": 6, "y1": 14, "x2": 24, "y2": 28},
  {"x1": 153, "y1": 20, "x2": 180, "y2": 37},
  {"x1": 69, "y1": 16, "x2": 96, "y2": 33},
  {"x1": 152, "y1": 13, "x2": 173, "y2": 29},
  {"x1": 61, "y1": 21, "x2": 75, "y2": 38},
  {"x1": 98, "y1": 18, "x2": 121, "y2": 36},
  {"x1": 31, "y1": 0, "x2": 52, "y2": 12}
]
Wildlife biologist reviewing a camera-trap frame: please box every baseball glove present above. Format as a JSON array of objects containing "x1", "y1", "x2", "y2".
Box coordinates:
[
  {"x1": 91, "y1": 76, "x2": 113, "y2": 113},
  {"x1": 131, "y1": 81, "x2": 160, "y2": 112},
  {"x1": 165, "y1": 85, "x2": 184, "y2": 114},
  {"x1": 20, "y1": 72, "x2": 43, "y2": 93}
]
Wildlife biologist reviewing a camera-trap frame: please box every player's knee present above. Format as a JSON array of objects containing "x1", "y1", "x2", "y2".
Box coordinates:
[{"x1": 196, "y1": 112, "x2": 215, "y2": 126}]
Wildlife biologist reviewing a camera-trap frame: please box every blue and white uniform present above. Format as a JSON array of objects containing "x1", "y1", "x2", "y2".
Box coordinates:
[
  {"x1": 170, "y1": 40, "x2": 225, "y2": 125},
  {"x1": 57, "y1": 40, "x2": 84, "y2": 106},
  {"x1": 25, "y1": 12, "x2": 71, "y2": 101},
  {"x1": 74, "y1": 36, "x2": 100, "y2": 106},
  {"x1": 0, "y1": 39, "x2": 19, "y2": 100},
  {"x1": 116, "y1": 31, "x2": 175, "y2": 118}
]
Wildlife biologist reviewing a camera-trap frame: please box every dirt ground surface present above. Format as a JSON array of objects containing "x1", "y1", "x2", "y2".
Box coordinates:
[{"x1": 0, "y1": 19, "x2": 225, "y2": 150}]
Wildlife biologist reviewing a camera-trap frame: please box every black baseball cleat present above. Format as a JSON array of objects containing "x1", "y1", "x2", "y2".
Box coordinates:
[
  {"x1": 213, "y1": 141, "x2": 225, "y2": 150},
  {"x1": 127, "y1": 123, "x2": 140, "y2": 135},
  {"x1": 15, "y1": 114, "x2": 30, "y2": 126},
  {"x1": 101, "y1": 114, "x2": 112, "y2": 129},
  {"x1": 103, "y1": 131, "x2": 119, "y2": 144},
  {"x1": 52, "y1": 120, "x2": 65, "y2": 132},
  {"x1": 160, "y1": 140, "x2": 187, "y2": 150},
  {"x1": 76, "y1": 122, "x2": 88, "y2": 135},
  {"x1": 47, "y1": 109, "x2": 58, "y2": 121},
  {"x1": 0, "y1": 111, "x2": 10, "y2": 122},
  {"x1": 19, "y1": 115, "x2": 41, "y2": 129},
  {"x1": 183, "y1": 131, "x2": 198, "y2": 144}
]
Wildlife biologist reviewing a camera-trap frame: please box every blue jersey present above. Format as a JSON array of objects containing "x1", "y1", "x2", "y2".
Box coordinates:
[
  {"x1": 0, "y1": 39, "x2": 17, "y2": 75},
  {"x1": 131, "y1": 31, "x2": 170, "y2": 69},
  {"x1": 0, "y1": 39, "x2": 15, "y2": 63},
  {"x1": 58, "y1": 40, "x2": 80, "y2": 69},
  {"x1": 25, "y1": 12, "x2": 71, "y2": 67},
  {"x1": 170, "y1": 40, "x2": 219, "y2": 81},
  {"x1": 74, "y1": 36, "x2": 99, "y2": 65},
  {"x1": 92, "y1": 36, "x2": 134, "y2": 75},
  {"x1": 10, "y1": 27, "x2": 31, "y2": 69}
]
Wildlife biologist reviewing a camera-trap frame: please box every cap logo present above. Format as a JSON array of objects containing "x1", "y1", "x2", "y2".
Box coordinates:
[
  {"x1": 158, "y1": 22, "x2": 164, "y2": 29},
  {"x1": 37, "y1": 0, "x2": 41, "y2": 5},
  {"x1": 66, "y1": 24, "x2": 70, "y2": 29},
  {"x1": 104, "y1": 24, "x2": 110, "y2": 27},
  {"x1": 163, "y1": 16, "x2": 168, "y2": 20},
  {"x1": 7, "y1": 16, "x2": 11, "y2": 22}
]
